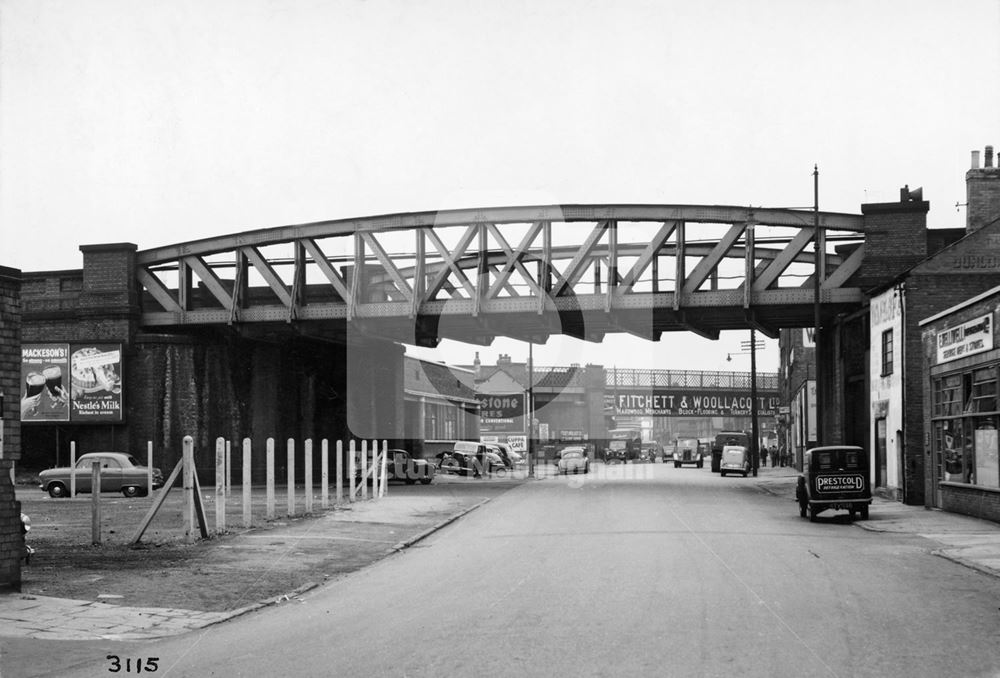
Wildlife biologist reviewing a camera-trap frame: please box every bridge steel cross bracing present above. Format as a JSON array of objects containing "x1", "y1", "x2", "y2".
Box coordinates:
[{"x1": 135, "y1": 204, "x2": 866, "y2": 347}]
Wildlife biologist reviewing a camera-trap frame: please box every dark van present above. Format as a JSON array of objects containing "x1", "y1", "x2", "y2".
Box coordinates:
[{"x1": 796, "y1": 446, "x2": 872, "y2": 522}]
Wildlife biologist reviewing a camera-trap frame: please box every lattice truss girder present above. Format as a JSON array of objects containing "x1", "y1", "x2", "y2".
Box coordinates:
[{"x1": 136, "y1": 205, "x2": 866, "y2": 342}]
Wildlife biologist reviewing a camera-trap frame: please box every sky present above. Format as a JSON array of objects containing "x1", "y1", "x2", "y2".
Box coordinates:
[{"x1": 2, "y1": 0, "x2": 998, "y2": 373}]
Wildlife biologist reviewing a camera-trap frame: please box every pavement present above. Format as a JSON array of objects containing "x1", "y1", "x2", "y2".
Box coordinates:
[{"x1": 3, "y1": 464, "x2": 1000, "y2": 643}]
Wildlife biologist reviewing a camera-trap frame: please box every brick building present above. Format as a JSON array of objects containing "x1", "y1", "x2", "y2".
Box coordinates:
[
  {"x1": 16, "y1": 244, "x2": 406, "y2": 482},
  {"x1": 787, "y1": 144, "x2": 1000, "y2": 508},
  {"x1": 920, "y1": 285, "x2": 1000, "y2": 521},
  {"x1": 0, "y1": 266, "x2": 23, "y2": 591}
]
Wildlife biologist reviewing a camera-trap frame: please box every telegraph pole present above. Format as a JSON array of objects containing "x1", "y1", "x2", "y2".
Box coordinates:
[
  {"x1": 527, "y1": 342, "x2": 535, "y2": 479},
  {"x1": 813, "y1": 164, "x2": 823, "y2": 446},
  {"x1": 750, "y1": 329, "x2": 759, "y2": 477}
]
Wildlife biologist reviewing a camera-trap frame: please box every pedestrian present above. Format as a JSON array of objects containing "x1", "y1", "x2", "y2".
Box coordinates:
[
  {"x1": 760, "y1": 446, "x2": 768, "y2": 468},
  {"x1": 770, "y1": 444, "x2": 778, "y2": 467}
]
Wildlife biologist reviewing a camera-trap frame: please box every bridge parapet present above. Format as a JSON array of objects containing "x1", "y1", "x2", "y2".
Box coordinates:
[{"x1": 607, "y1": 367, "x2": 778, "y2": 390}]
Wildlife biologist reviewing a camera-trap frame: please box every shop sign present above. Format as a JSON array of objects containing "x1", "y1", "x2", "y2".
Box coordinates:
[
  {"x1": 615, "y1": 389, "x2": 779, "y2": 417},
  {"x1": 936, "y1": 314, "x2": 993, "y2": 364}
]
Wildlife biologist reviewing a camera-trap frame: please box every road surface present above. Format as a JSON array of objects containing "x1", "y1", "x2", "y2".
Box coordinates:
[{"x1": 61, "y1": 463, "x2": 1000, "y2": 677}]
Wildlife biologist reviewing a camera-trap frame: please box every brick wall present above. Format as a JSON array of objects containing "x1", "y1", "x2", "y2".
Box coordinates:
[
  {"x1": 941, "y1": 484, "x2": 1000, "y2": 524},
  {"x1": 858, "y1": 199, "x2": 929, "y2": 291},
  {"x1": 903, "y1": 273, "x2": 1000, "y2": 506},
  {"x1": 0, "y1": 266, "x2": 23, "y2": 591},
  {"x1": 967, "y1": 149, "x2": 1000, "y2": 234}
]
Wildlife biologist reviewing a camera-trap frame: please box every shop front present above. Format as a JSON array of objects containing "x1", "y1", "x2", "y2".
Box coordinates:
[{"x1": 921, "y1": 286, "x2": 1000, "y2": 521}]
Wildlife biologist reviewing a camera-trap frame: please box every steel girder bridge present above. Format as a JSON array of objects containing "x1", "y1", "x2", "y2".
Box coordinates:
[{"x1": 136, "y1": 204, "x2": 867, "y2": 347}]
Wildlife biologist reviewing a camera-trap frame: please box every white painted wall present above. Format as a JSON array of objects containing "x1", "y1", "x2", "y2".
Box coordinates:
[{"x1": 869, "y1": 287, "x2": 904, "y2": 495}]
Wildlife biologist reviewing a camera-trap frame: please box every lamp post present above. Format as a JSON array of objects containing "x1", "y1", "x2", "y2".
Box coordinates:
[
  {"x1": 727, "y1": 338, "x2": 763, "y2": 476},
  {"x1": 528, "y1": 342, "x2": 534, "y2": 479},
  {"x1": 750, "y1": 329, "x2": 759, "y2": 477}
]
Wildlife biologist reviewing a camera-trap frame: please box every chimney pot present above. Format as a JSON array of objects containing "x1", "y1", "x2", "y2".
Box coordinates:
[
  {"x1": 986, "y1": 145, "x2": 995, "y2": 168},
  {"x1": 972, "y1": 150, "x2": 981, "y2": 169}
]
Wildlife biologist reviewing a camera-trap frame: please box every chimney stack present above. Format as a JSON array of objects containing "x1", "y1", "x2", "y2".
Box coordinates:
[{"x1": 966, "y1": 143, "x2": 1000, "y2": 233}]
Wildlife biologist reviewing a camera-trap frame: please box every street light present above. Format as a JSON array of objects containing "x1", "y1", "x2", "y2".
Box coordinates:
[{"x1": 727, "y1": 338, "x2": 763, "y2": 476}]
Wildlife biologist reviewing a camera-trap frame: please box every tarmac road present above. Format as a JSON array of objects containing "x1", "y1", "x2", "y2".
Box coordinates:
[
  {"x1": 22, "y1": 463, "x2": 1000, "y2": 678},
  {"x1": 0, "y1": 472, "x2": 520, "y2": 678}
]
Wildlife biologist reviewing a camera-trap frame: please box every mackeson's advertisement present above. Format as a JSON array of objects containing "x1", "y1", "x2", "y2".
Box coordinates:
[
  {"x1": 615, "y1": 390, "x2": 779, "y2": 417},
  {"x1": 20, "y1": 343, "x2": 123, "y2": 423}
]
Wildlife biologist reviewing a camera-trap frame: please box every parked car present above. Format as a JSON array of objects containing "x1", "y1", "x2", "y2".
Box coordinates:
[
  {"x1": 557, "y1": 447, "x2": 590, "y2": 474},
  {"x1": 484, "y1": 443, "x2": 514, "y2": 469},
  {"x1": 357, "y1": 448, "x2": 435, "y2": 485},
  {"x1": 712, "y1": 431, "x2": 750, "y2": 473},
  {"x1": 641, "y1": 442, "x2": 662, "y2": 463},
  {"x1": 796, "y1": 445, "x2": 872, "y2": 522},
  {"x1": 435, "y1": 441, "x2": 505, "y2": 477},
  {"x1": 672, "y1": 438, "x2": 705, "y2": 468},
  {"x1": 38, "y1": 452, "x2": 164, "y2": 498},
  {"x1": 719, "y1": 445, "x2": 750, "y2": 478},
  {"x1": 501, "y1": 444, "x2": 526, "y2": 467}
]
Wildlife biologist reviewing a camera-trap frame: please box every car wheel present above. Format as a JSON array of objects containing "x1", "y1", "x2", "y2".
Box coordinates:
[
  {"x1": 860, "y1": 505, "x2": 869, "y2": 520},
  {"x1": 809, "y1": 505, "x2": 820, "y2": 522},
  {"x1": 122, "y1": 486, "x2": 141, "y2": 498},
  {"x1": 47, "y1": 482, "x2": 69, "y2": 498},
  {"x1": 720, "y1": 472, "x2": 726, "y2": 478},
  {"x1": 419, "y1": 477, "x2": 433, "y2": 485}
]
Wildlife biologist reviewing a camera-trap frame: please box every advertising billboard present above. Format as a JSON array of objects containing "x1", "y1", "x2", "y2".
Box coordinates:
[
  {"x1": 20, "y1": 344, "x2": 70, "y2": 422},
  {"x1": 614, "y1": 390, "x2": 779, "y2": 417},
  {"x1": 20, "y1": 343, "x2": 123, "y2": 423},
  {"x1": 477, "y1": 393, "x2": 526, "y2": 434}
]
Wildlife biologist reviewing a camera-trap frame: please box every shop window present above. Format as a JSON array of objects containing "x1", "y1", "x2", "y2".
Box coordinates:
[
  {"x1": 974, "y1": 416, "x2": 999, "y2": 488},
  {"x1": 941, "y1": 419, "x2": 968, "y2": 482},
  {"x1": 971, "y1": 367, "x2": 998, "y2": 414},
  {"x1": 934, "y1": 374, "x2": 962, "y2": 417},
  {"x1": 880, "y1": 329, "x2": 893, "y2": 376}
]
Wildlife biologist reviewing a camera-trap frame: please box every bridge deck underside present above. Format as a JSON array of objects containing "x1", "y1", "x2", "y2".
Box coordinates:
[{"x1": 142, "y1": 287, "x2": 858, "y2": 346}]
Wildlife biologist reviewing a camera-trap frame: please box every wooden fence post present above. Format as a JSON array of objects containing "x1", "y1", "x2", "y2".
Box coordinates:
[
  {"x1": 336, "y1": 440, "x2": 344, "y2": 506},
  {"x1": 70, "y1": 441, "x2": 77, "y2": 498},
  {"x1": 348, "y1": 440, "x2": 356, "y2": 503},
  {"x1": 379, "y1": 440, "x2": 388, "y2": 498},
  {"x1": 183, "y1": 436, "x2": 195, "y2": 542},
  {"x1": 242, "y1": 438, "x2": 252, "y2": 528},
  {"x1": 225, "y1": 439, "x2": 232, "y2": 497},
  {"x1": 361, "y1": 440, "x2": 368, "y2": 500},
  {"x1": 266, "y1": 438, "x2": 275, "y2": 520},
  {"x1": 91, "y1": 461, "x2": 101, "y2": 545},
  {"x1": 287, "y1": 438, "x2": 296, "y2": 517},
  {"x1": 304, "y1": 438, "x2": 313, "y2": 514},
  {"x1": 321, "y1": 439, "x2": 329, "y2": 510},
  {"x1": 215, "y1": 437, "x2": 226, "y2": 533}
]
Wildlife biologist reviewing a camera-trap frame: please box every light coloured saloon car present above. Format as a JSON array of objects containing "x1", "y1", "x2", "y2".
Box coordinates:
[
  {"x1": 39, "y1": 452, "x2": 164, "y2": 498},
  {"x1": 557, "y1": 447, "x2": 590, "y2": 474}
]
